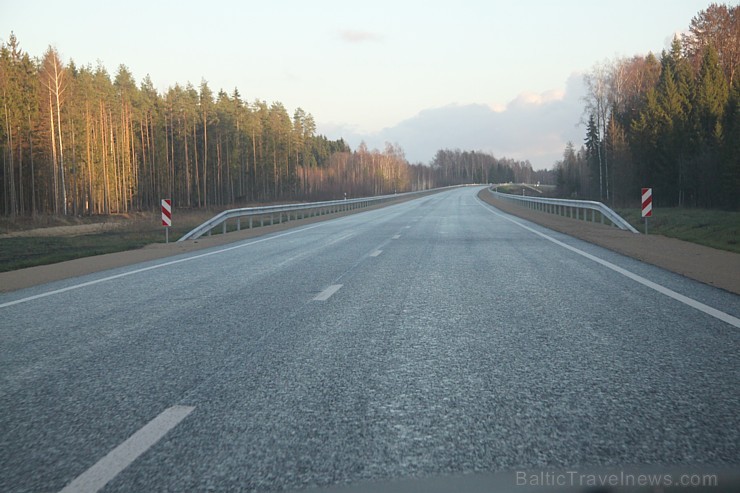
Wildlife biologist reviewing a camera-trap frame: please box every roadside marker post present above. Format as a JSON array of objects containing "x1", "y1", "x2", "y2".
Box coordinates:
[
  {"x1": 641, "y1": 188, "x2": 652, "y2": 234},
  {"x1": 161, "y1": 199, "x2": 172, "y2": 243}
]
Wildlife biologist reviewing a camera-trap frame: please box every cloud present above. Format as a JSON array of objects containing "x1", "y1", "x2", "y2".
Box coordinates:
[
  {"x1": 319, "y1": 74, "x2": 587, "y2": 170},
  {"x1": 338, "y1": 30, "x2": 382, "y2": 44}
]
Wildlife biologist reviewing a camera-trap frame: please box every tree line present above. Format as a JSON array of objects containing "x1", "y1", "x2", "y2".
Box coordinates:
[
  {"x1": 430, "y1": 149, "x2": 554, "y2": 186},
  {"x1": 554, "y1": 3, "x2": 738, "y2": 209},
  {"x1": 0, "y1": 35, "x2": 393, "y2": 217},
  {"x1": 3, "y1": 36, "x2": 534, "y2": 218}
]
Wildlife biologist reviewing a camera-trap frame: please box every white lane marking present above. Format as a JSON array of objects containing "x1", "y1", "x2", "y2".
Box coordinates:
[
  {"x1": 370, "y1": 250, "x2": 383, "y2": 257},
  {"x1": 0, "y1": 220, "x2": 344, "y2": 309},
  {"x1": 313, "y1": 284, "x2": 343, "y2": 301},
  {"x1": 476, "y1": 198, "x2": 740, "y2": 329},
  {"x1": 59, "y1": 405, "x2": 194, "y2": 493},
  {"x1": 392, "y1": 234, "x2": 401, "y2": 239},
  {"x1": 404, "y1": 226, "x2": 411, "y2": 229},
  {"x1": 272, "y1": 233, "x2": 355, "y2": 271},
  {"x1": 325, "y1": 232, "x2": 354, "y2": 246},
  {"x1": 2, "y1": 191, "x2": 438, "y2": 309}
]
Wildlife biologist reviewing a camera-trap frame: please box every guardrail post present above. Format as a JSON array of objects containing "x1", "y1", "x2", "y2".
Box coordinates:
[
  {"x1": 222, "y1": 221, "x2": 227, "y2": 234},
  {"x1": 249, "y1": 217, "x2": 253, "y2": 228},
  {"x1": 237, "y1": 218, "x2": 241, "y2": 231}
]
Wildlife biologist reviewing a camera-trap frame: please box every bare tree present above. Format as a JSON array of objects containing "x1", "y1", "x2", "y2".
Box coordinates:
[
  {"x1": 41, "y1": 47, "x2": 67, "y2": 214},
  {"x1": 582, "y1": 61, "x2": 612, "y2": 201},
  {"x1": 684, "y1": 3, "x2": 739, "y2": 86}
]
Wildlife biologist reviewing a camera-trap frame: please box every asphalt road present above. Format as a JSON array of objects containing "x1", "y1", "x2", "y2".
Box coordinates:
[{"x1": 1, "y1": 187, "x2": 738, "y2": 493}]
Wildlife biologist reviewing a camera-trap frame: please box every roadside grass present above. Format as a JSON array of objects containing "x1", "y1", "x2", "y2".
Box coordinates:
[
  {"x1": 2, "y1": 201, "x2": 737, "y2": 273},
  {"x1": 616, "y1": 207, "x2": 740, "y2": 254},
  {"x1": 0, "y1": 206, "x2": 338, "y2": 272},
  {"x1": 0, "y1": 233, "x2": 157, "y2": 272},
  {"x1": 0, "y1": 210, "x2": 216, "y2": 272}
]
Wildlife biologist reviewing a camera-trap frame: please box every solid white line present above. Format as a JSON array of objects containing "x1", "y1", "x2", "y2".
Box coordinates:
[
  {"x1": 313, "y1": 284, "x2": 343, "y2": 301},
  {"x1": 370, "y1": 250, "x2": 382, "y2": 257},
  {"x1": 59, "y1": 405, "x2": 195, "y2": 493},
  {"x1": 0, "y1": 222, "x2": 333, "y2": 310},
  {"x1": 392, "y1": 234, "x2": 401, "y2": 239},
  {"x1": 3, "y1": 192, "x2": 433, "y2": 309},
  {"x1": 476, "y1": 197, "x2": 740, "y2": 329}
]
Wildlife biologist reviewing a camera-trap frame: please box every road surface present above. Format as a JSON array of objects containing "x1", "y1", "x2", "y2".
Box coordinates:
[{"x1": 1, "y1": 187, "x2": 738, "y2": 492}]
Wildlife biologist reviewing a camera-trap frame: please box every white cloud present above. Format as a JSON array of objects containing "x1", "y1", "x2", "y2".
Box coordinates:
[
  {"x1": 338, "y1": 30, "x2": 382, "y2": 44},
  {"x1": 319, "y1": 73, "x2": 587, "y2": 170},
  {"x1": 488, "y1": 103, "x2": 506, "y2": 113},
  {"x1": 509, "y1": 88, "x2": 565, "y2": 107}
]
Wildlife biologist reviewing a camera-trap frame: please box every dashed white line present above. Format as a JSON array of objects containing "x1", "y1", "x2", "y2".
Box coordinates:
[
  {"x1": 313, "y1": 284, "x2": 343, "y2": 301},
  {"x1": 59, "y1": 405, "x2": 195, "y2": 493},
  {"x1": 1, "y1": 199, "x2": 408, "y2": 309},
  {"x1": 392, "y1": 234, "x2": 401, "y2": 239},
  {"x1": 476, "y1": 197, "x2": 740, "y2": 329},
  {"x1": 370, "y1": 250, "x2": 382, "y2": 257}
]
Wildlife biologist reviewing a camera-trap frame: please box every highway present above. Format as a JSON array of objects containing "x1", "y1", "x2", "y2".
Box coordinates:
[{"x1": 1, "y1": 186, "x2": 738, "y2": 492}]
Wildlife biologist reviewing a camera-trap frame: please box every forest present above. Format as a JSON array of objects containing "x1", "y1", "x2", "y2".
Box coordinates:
[
  {"x1": 555, "y1": 3, "x2": 738, "y2": 209},
  {"x1": 0, "y1": 33, "x2": 539, "y2": 218},
  {"x1": 1, "y1": 4, "x2": 737, "y2": 217}
]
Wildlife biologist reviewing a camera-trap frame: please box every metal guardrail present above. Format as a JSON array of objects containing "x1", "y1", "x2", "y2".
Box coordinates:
[
  {"x1": 178, "y1": 189, "x2": 443, "y2": 241},
  {"x1": 489, "y1": 188, "x2": 639, "y2": 233}
]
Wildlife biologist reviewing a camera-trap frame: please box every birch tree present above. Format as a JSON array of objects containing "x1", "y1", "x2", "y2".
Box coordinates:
[{"x1": 41, "y1": 47, "x2": 68, "y2": 214}]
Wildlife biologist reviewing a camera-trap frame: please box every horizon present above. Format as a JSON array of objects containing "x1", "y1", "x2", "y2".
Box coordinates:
[{"x1": 2, "y1": 0, "x2": 717, "y2": 169}]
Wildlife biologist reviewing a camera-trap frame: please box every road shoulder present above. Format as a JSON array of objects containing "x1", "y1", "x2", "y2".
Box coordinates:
[
  {"x1": 478, "y1": 189, "x2": 740, "y2": 295},
  {"x1": 0, "y1": 196, "x2": 417, "y2": 293}
]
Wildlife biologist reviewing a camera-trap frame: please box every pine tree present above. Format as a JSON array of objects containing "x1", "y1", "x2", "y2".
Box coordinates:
[
  {"x1": 584, "y1": 114, "x2": 601, "y2": 198},
  {"x1": 720, "y1": 77, "x2": 739, "y2": 208},
  {"x1": 691, "y1": 44, "x2": 730, "y2": 206}
]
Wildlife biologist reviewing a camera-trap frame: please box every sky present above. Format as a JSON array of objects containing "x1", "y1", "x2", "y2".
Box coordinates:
[{"x1": 1, "y1": 0, "x2": 716, "y2": 169}]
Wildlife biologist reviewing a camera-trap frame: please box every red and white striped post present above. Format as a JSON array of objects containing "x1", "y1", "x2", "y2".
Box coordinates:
[
  {"x1": 641, "y1": 188, "x2": 652, "y2": 234},
  {"x1": 161, "y1": 199, "x2": 172, "y2": 243}
]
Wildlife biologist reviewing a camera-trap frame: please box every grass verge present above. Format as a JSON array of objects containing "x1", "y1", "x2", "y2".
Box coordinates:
[
  {"x1": 0, "y1": 211, "x2": 213, "y2": 272},
  {"x1": 616, "y1": 207, "x2": 740, "y2": 254}
]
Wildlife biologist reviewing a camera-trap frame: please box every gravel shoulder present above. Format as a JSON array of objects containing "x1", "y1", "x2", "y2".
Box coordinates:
[
  {"x1": 2, "y1": 189, "x2": 739, "y2": 295},
  {"x1": 478, "y1": 189, "x2": 740, "y2": 295}
]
